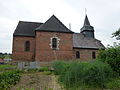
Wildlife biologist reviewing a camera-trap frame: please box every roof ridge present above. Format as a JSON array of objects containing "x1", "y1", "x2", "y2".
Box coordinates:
[
  {"x1": 19, "y1": 21, "x2": 43, "y2": 24},
  {"x1": 51, "y1": 15, "x2": 70, "y2": 30},
  {"x1": 35, "y1": 15, "x2": 73, "y2": 33}
]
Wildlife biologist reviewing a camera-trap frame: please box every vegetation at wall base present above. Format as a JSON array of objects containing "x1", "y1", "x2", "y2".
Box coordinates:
[
  {"x1": 19, "y1": 66, "x2": 50, "y2": 73},
  {"x1": 52, "y1": 60, "x2": 120, "y2": 89}
]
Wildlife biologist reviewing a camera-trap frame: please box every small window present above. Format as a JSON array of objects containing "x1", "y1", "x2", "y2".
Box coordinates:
[
  {"x1": 52, "y1": 38, "x2": 57, "y2": 49},
  {"x1": 24, "y1": 41, "x2": 30, "y2": 51},
  {"x1": 76, "y1": 51, "x2": 80, "y2": 59},
  {"x1": 92, "y1": 52, "x2": 96, "y2": 59}
]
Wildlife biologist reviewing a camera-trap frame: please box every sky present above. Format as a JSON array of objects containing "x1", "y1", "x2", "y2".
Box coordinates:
[{"x1": 0, "y1": 0, "x2": 120, "y2": 53}]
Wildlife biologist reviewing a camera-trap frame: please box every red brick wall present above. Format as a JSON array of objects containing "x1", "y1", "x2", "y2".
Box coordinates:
[
  {"x1": 35, "y1": 31, "x2": 73, "y2": 61},
  {"x1": 73, "y1": 49, "x2": 98, "y2": 61},
  {"x1": 12, "y1": 36, "x2": 35, "y2": 61},
  {"x1": 12, "y1": 33, "x2": 99, "y2": 62}
]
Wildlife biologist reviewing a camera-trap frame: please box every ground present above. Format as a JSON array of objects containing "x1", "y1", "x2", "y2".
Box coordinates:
[{"x1": 11, "y1": 72, "x2": 63, "y2": 90}]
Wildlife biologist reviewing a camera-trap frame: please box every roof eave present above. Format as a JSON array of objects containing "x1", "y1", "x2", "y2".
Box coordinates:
[
  {"x1": 73, "y1": 47, "x2": 105, "y2": 50},
  {"x1": 13, "y1": 35, "x2": 35, "y2": 37},
  {"x1": 35, "y1": 30, "x2": 74, "y2": 33}
]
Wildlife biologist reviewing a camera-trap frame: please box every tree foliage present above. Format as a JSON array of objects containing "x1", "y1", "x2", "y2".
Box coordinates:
[
  {"x1": 112, "y1": 28, "x2": 120, "y2": 40},
  {"x1": 97, "y1": 46, "x2": 120, "y2": 75}
]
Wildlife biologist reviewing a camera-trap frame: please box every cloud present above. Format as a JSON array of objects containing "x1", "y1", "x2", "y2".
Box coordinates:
[{"x1": 0, "y1": 0, "x2": 120, "y2": 53}]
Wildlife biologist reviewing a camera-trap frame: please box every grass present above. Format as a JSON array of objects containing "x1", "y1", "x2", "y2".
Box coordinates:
[
  {"x1": 0, "y1": 64, "x2": 16, "y2": 69},
  {"x1": 52, "y1": 60, "x2": 120, "y2": 89},
  {"x1": 0, "y1": 64, "x2": 16, "y2": 73}
]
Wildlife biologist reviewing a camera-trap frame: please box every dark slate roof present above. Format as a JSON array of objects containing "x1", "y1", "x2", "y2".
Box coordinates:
[
  {"x1": 73, "y1": 33, "x2": 105, "y2": 49},
  {"x1": 84, "y1": 15, "x2": 90, "y2": 26},
  {"x1": 14, "y1": 21, "x2": 43, "y2": 37},
  {"x1": 81, "y1": 15, "x2": 94, "y2": 32},
  {"x1": 36, "y1": 15, "x2": 73, "y2": 33}
]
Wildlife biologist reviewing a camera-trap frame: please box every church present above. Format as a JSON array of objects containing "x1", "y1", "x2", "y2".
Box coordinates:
[{"x1": 12, "y1": 15, "x2": 105, "y2": 62}]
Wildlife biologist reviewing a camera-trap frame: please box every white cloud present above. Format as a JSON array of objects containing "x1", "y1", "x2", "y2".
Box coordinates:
[{"x1": 0, "y1": 0, "x2": 120, "y2": 53}]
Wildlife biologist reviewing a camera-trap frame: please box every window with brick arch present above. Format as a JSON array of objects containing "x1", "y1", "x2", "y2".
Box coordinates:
[
  {"x1": 92, "y1": 51, "x2": 96, "y2": 59},
  {"x1": 76, "y1": 51, "x2": 80, "y2": 59},
  {"x1": 52, "y1": 38, "x2": 57, "y2": 49},
  {"x1": 24, "y1": 41, "x2": 30, "y2": 51}
]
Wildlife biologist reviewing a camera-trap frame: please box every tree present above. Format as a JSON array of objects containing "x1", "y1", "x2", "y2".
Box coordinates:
[
  {"x1": 112, "y1": 28, "x2": 120, "y2": 40},
  {"x1": 97, "y1": 46, "x2": 120, "y2": 75}
]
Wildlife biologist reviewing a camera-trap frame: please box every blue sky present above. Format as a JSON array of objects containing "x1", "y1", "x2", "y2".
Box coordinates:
[{"x1": 0, "y1": 0, "x2": 120, "y2": 53}]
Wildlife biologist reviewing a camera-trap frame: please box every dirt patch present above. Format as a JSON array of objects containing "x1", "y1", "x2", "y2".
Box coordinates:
[{"x1": 11, "y1": 72, "x2": 63, "y2": 90}]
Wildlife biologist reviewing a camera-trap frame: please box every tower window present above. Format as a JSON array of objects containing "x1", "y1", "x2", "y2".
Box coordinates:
[
  {"x1": 52, "y1": 38, "x2": 57, "y2": 49},
  {"x1": 24, "y1": 41, "x2": 30, "y2": 51},
  {"x1": 76, "y1": 51, "x2": 80, "y2": 59},
  {"x1": 92, "y1": 52, "x2": 96, "y2": 59}
]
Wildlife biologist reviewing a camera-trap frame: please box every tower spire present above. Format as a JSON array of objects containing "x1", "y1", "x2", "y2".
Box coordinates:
[
  {"x1": 84, "y1": 14, "x2": 90, "y2": 26},
  {"x1": 80, "y1": 14, "x2": 95, "y2": 38}
]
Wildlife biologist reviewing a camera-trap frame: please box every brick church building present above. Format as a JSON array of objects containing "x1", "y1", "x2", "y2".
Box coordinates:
[{"x1": 12, "y1": 15, "x2": 104, "y2": 62}]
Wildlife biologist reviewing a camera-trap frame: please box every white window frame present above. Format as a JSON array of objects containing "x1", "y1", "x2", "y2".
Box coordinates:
[{"x1": 50, "y1": 36, "x2": 60, "y2": 50}]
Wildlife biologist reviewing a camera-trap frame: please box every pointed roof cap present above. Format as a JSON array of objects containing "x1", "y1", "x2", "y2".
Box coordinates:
[
  {"x1": 81, "y1": 14, "x2": 94, "y2": 32},
  {"x1": 35, "y1": 15, "x2": 73, "y2": 33},
  {"x1": 84, "y1": 15, "x2": 90, "y2": 26}
]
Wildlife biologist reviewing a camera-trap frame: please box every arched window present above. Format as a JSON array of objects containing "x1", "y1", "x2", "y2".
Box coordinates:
[
  {"x1": 76, "y1": 51, "x2": 80, "y2": 59},
  {"x1": 24, "y1": 41, "x2": 30, "y2": 51},
  {"x1": 92, "y1": 51, "x2": 96, "y2": 59},
  {"x1": 52, "y1": 38, "x2": 57, "y2": 49}
]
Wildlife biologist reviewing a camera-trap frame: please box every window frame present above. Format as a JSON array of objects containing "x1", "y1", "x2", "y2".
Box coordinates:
[
  {"x1": 52, "y1": 38, "x2": 57, "y2": 49},
  {"x1": 50, "y1": 37, "x2": 60, "y2": 50}
]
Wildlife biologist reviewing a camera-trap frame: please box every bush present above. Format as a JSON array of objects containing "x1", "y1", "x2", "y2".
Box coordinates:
[
  {"x1": 0, "y1": 70, "x2": 21, "y2": 89},
  {"x1": 97, "y1": 46, "x2": 120, "y2": 75},
  {"x1": 53, "y1": 61, "x2": 114, "y2": 88},
  {"x1": 105, "y1": 78, "x2": 120, "y2": 89},
  {"x1": 52, "y1": 61, "x2": 70, "y2": 75},
  {"x1": 82, "y1": 61, "x2": 114, "y2": 87}
]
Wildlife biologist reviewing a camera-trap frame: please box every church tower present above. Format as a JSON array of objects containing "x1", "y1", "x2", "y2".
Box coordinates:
[{"x1": 80, "y1": 15, "x2": 95, "y2": 38}]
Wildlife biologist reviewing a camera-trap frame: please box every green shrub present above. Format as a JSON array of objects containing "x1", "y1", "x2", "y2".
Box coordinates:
[
  {"x1": 54, "y1": 61, "x2": 114, "y2": 88},
  {"x1": 105, "y1": 77, "x2": 120, "y2": 89},
  {"x1": 97, "y1": 46, "x2": 120, "y2": 75},
  {"x1": 52, "y1": 61, "x2": 70, "y2": 75},
  {"x1": 0, "y1": 70, "x2": 21, "y2": 89},
  {"x1": 82, "y1": 61, "x2": 114, "y2": 87}
]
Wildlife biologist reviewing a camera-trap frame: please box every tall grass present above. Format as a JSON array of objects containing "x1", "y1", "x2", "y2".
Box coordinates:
[
  {"x1": 52, "y1": 60, "x2": 115, "y2": 89},
  {"x1": 52, "y1": 61, "x2": 70, "y2": 75}
]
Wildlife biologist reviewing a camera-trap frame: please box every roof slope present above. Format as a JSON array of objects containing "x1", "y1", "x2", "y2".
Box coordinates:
[
  {"x1": 14, "y1": 21, "x2": 43, "y2": 37},
  {"x1": 73, "y1": 33, "x2": 105, "y2": 49},
  {"x1": 36, "y1": 15, "x2": 73, "y2": 33}
]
